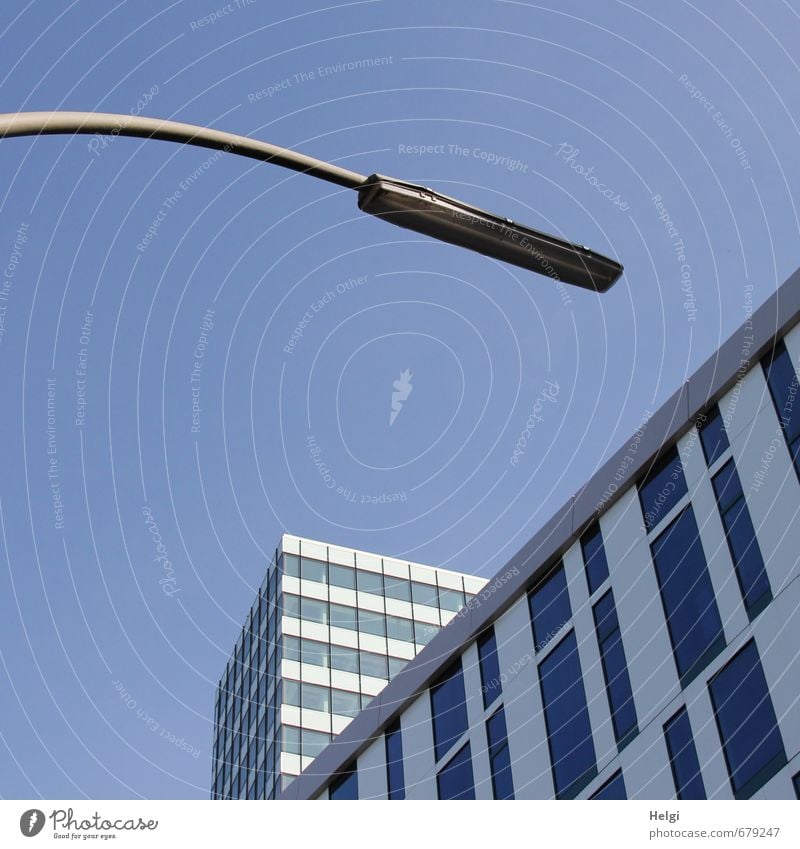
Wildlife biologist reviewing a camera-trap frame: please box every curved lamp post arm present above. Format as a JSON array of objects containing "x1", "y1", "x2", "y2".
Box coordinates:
[
  {"x1": 0, "y1": 111, "x2": 367, "y2": 189},
  {"x1": 0, "y1": 111, "x2": 623, "y2": 289}
]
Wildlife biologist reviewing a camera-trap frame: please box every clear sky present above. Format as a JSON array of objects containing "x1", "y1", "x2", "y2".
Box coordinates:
[{"x1": 1, "y1": 0, "x2": 799, "y2": 799}]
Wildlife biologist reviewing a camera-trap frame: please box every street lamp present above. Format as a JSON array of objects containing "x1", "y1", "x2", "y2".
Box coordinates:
[{"x1": 0, "y1": 111, "x2": 623, "y2": 290}]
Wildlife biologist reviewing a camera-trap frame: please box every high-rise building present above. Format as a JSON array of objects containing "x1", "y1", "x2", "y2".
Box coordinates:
[
  {"x1": 211, "y1": 534, "x2": 487, "y2": 800},
  {"x1": 280, "y1": 270, "x2": 800, "y2": 800}
]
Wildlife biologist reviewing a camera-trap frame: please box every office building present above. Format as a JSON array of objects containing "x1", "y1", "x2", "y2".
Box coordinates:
[
  {"x1": 282, "y1": 270, "x2": 800, "y2": 800},
  {"x1": 211, "y1": 535, "x2": 487, "y2": 799}
]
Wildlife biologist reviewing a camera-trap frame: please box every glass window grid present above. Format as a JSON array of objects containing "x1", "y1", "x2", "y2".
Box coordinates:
[{"x1": 711, "y1": 459, "x2": 772, "y2": 620}]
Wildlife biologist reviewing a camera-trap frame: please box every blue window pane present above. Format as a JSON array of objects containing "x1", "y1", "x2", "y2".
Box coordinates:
[
  {"x1": 590, "y1": 770, "x2": 626, "y2": 799},
  {"x1": 709, "y1": 640, "x2": 787, "y2": 799},
  {"x1": 581, "y1": 523, "x2": 610, "y2": 595},
  {"x1": 436, "y1": 743, "x2": 475, "y2": 800},
  {"x1": 301, "y1": 556, "x2": 327, "y2": 583},
  {"x1": 793, "y1": 771, "x2": 800, "y2": 800},
  {"x1": 358, "y1": 608, "x2": 386, "y2": 637},
  {"x1": 664, "y1": 707, "x2": 706, "y2": 800},
  {"x1": 301, "y1": 682, "x2": 330, "y2": 713},
  {"x1": 639, "y1": 447, "x2": 688, "y2": 531},
  {"x1": 330, "y1": 766, "x2": 358, "y2": 800},
  {"x1": 477, "y1": 628, "x2": 502, "y2": 708},
  {"x1": 528, "y1": 563, "x2": 571, "y2": 651},
  {"x1": 301, "y1": 597, "x2": 328, "y2": 625},
  {"x1": 439, "y1": 587, "x2": 466, "y2": 611},
  {"x1": 414, "y1": 620, "x2": 439, "y2": 645},
  {"x1": 712, "y1": 461, "x2": 772, "y2": 617},
  {"x1": 282, "y1": 725, "x2": 301, "y2": 755},
  {"x1": 300, "y1": 638, "x2": 329, "y2": 668},
  {"x1": 302, "y1": 729, "x2": 330, "y2": 759},
  {"x1": 284, "y1": 635, "x2": 301, "y2": 663},
  {"x1": 385, "y1": 720, "x2": 406, "y2": 800},
  {"x1": 360, "y1": 651, "x2": 388, "y2": 679},
  {"x1": 388, "y1": 657, "x2": 407, "y2": 679},
  {"x1": 763, "y1": 340, "x2": 800, "y2": 445},
  {"x1": 331, "y1": 689, "x2": 361, "y2": 718},
  {"x1": 384, "y1": 575, "x2": 411, "y2": 602},
  {"x1": 357, "y1": 569, "x2": 384, "y2": 596},
  {"x1": 330, "y1": 563, "x2": 356, "y2": 590},
  {"x1": 387, "y1": 615, "x2": 414, "y2": 642},
  {"x1": 430, "y1": 661, "x2": 469, "y2": 762},
  {"x1": 330, "y1": 644, "x2": 359, "y2": 673},
  {"x1": 282, "y1": 553, "x2": 300, "y2": 577},
  {"x1": 651, "y1": 506, "x2": 725, "y2": 684},
  {"x1": 412, "y1": 581, "x2": 439, "y2": 607},
  {"x1": 487, "y1": 708, "x2": 514, "y2": 800},
  {"x1": 699, "y1": 406, "x2": 730, "y2": 467},
  {"x1": 538, "y1": 631, "x2": 597, "y2": 798},
  {"x1": 329, "y1": 603, "x2": 356, "y2": 630},
  {"x1": 283, "y1": 594, "x2": 300, "y2": 618},
  {"x1": 593, "y1": 590, "x2": 637, "y2": 745}
]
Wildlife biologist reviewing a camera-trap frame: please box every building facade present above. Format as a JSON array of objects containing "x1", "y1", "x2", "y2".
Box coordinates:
[
  {"x1": 282, "y1": 271, "x2": 800, "y2": 801},
  {"x1": 210, "y1": 535, "x2": 487, "y2": 800}
]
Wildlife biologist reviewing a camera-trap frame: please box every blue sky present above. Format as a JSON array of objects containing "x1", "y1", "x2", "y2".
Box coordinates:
[{"x1": 1, "y1": 0, "x2": 799, "y2": 799}]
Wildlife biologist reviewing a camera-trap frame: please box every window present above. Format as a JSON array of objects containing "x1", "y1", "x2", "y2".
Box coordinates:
[
  {"x1": 793, "y1": 771, "x2": 800, "y2": 800},
  {"x1": 430, "y1": 660, "x2": 469, "y2": 762},
  {"x1": 329, "y1": 765, "x2": 358, "y2": 800},
  {"x1": 284, "y1": 680, "x2": 300, "y2": 707},
  {"x1": 699, "y1": 406, "x2": 730, "y2": 467},
  {"x1": 412, "y1": 580, "x2": 439, "y2": 607},
  {"x1": 330, "y1": 563, "x2": 356, "y2": 590},
  {"x1": 387, "y1": 615, "x2": 414, "y2": 643},
  {"x1": 651, "y1": 505, "x2": 725, "y2": 685},
  {"x1": 385, "y1": 720, "x2": 405, "y2": 800},
  {"x1": 282, "y1": 553, "x2": 300, "y2": 577},
  {"x1": 528, "y1": 563, "x2": 571, "y2": 650},
  {"x1": 283, "y1": 594, "x2": 300, "y2": 619},
  {"x1": 414, "y1": 620, "x2": 439, "y2": 645},
  {"x1": 709, "y1": 640, "x2": 787, "y2": 799},
  {"x1": 282, "y1": 725, "x2": 301, "y2": 754},
  {"x1": 332, "y1": 689, "x2": 361, "y2": 718},
  {"x1": 329, "y1": 603, "x2": 356, "y2": 630},
  {"x1": 301, "y1": 682, "x2": 330, "y2": 713},
  {"x1": 538, "y1": 630, "x2": 597, "y2": 799},
  {"x1": 590, "y1": 770, "x2": 626, "y2": 799},
  {"x1": 593, "y1": 590, "x2": 637, "y2": 746},
  {"x1": 301, "y1": 597, "x2": 328, "y2": 625},
  {"x1": 436, "y1": 743, "x2": 475, "y2": 800},
  {"x1": 486, "y1": 708, "x2": 514, "y2": 800},
  {"x1": 712, "y1": 460, "x2": 772, "y2": 618},
  {"x1": 388, "y1": 657, "x2": 407, "y2": 679},
  {"x1": 357, "y1": 569, "x2": 384, "y2": 596},
  {"x1": 439, "y1": 587, "x2": 466, "y2": 611},
  {"x1": 477, "y1": 628, "x2": 502, "y2": 708},
  {"x1": 639, "y1": 446, "x2": 688, "y2": 532},
  {"x1": 384, "y1": 575, "x2": 411, "y2": 602},
  {"x1": 664, "y1": 707, "x2": 706, "y2": 799},
  {"x1": 301, "y1": 556, "x2": 327, "y2": 583},
  {"x1": 581, "y1": 523, "x2": 609, "y2": 595},
  {"x1": 762, "y1": 339, "x2": 800, "y2": 477},
  {"x1": 360, "y1": 651, "x2": 388, "y2": 679},
  {"x1": 330, "y1": 644, "x2": 359, "y2": 674},
  {"x1": 300, "y1": 638, "x2": 329, "y2": 668},
  {"x1": 302, "y1": 729, "x2": 330, "y2": 758},
  {"x1": 358, "y1": 608, "x2": 386, "y2": 637},
  {"x1": 283, "y1": 635, "x2": 301, "y2": 663}
]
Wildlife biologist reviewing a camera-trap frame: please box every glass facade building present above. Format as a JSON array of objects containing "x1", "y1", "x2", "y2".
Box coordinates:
[
  {"x1": 210, "y1": 535, "x2": 486, "y2": 799},
  {"x1": 278, "y1": 272, "x2": 800, "y2": 801}
]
